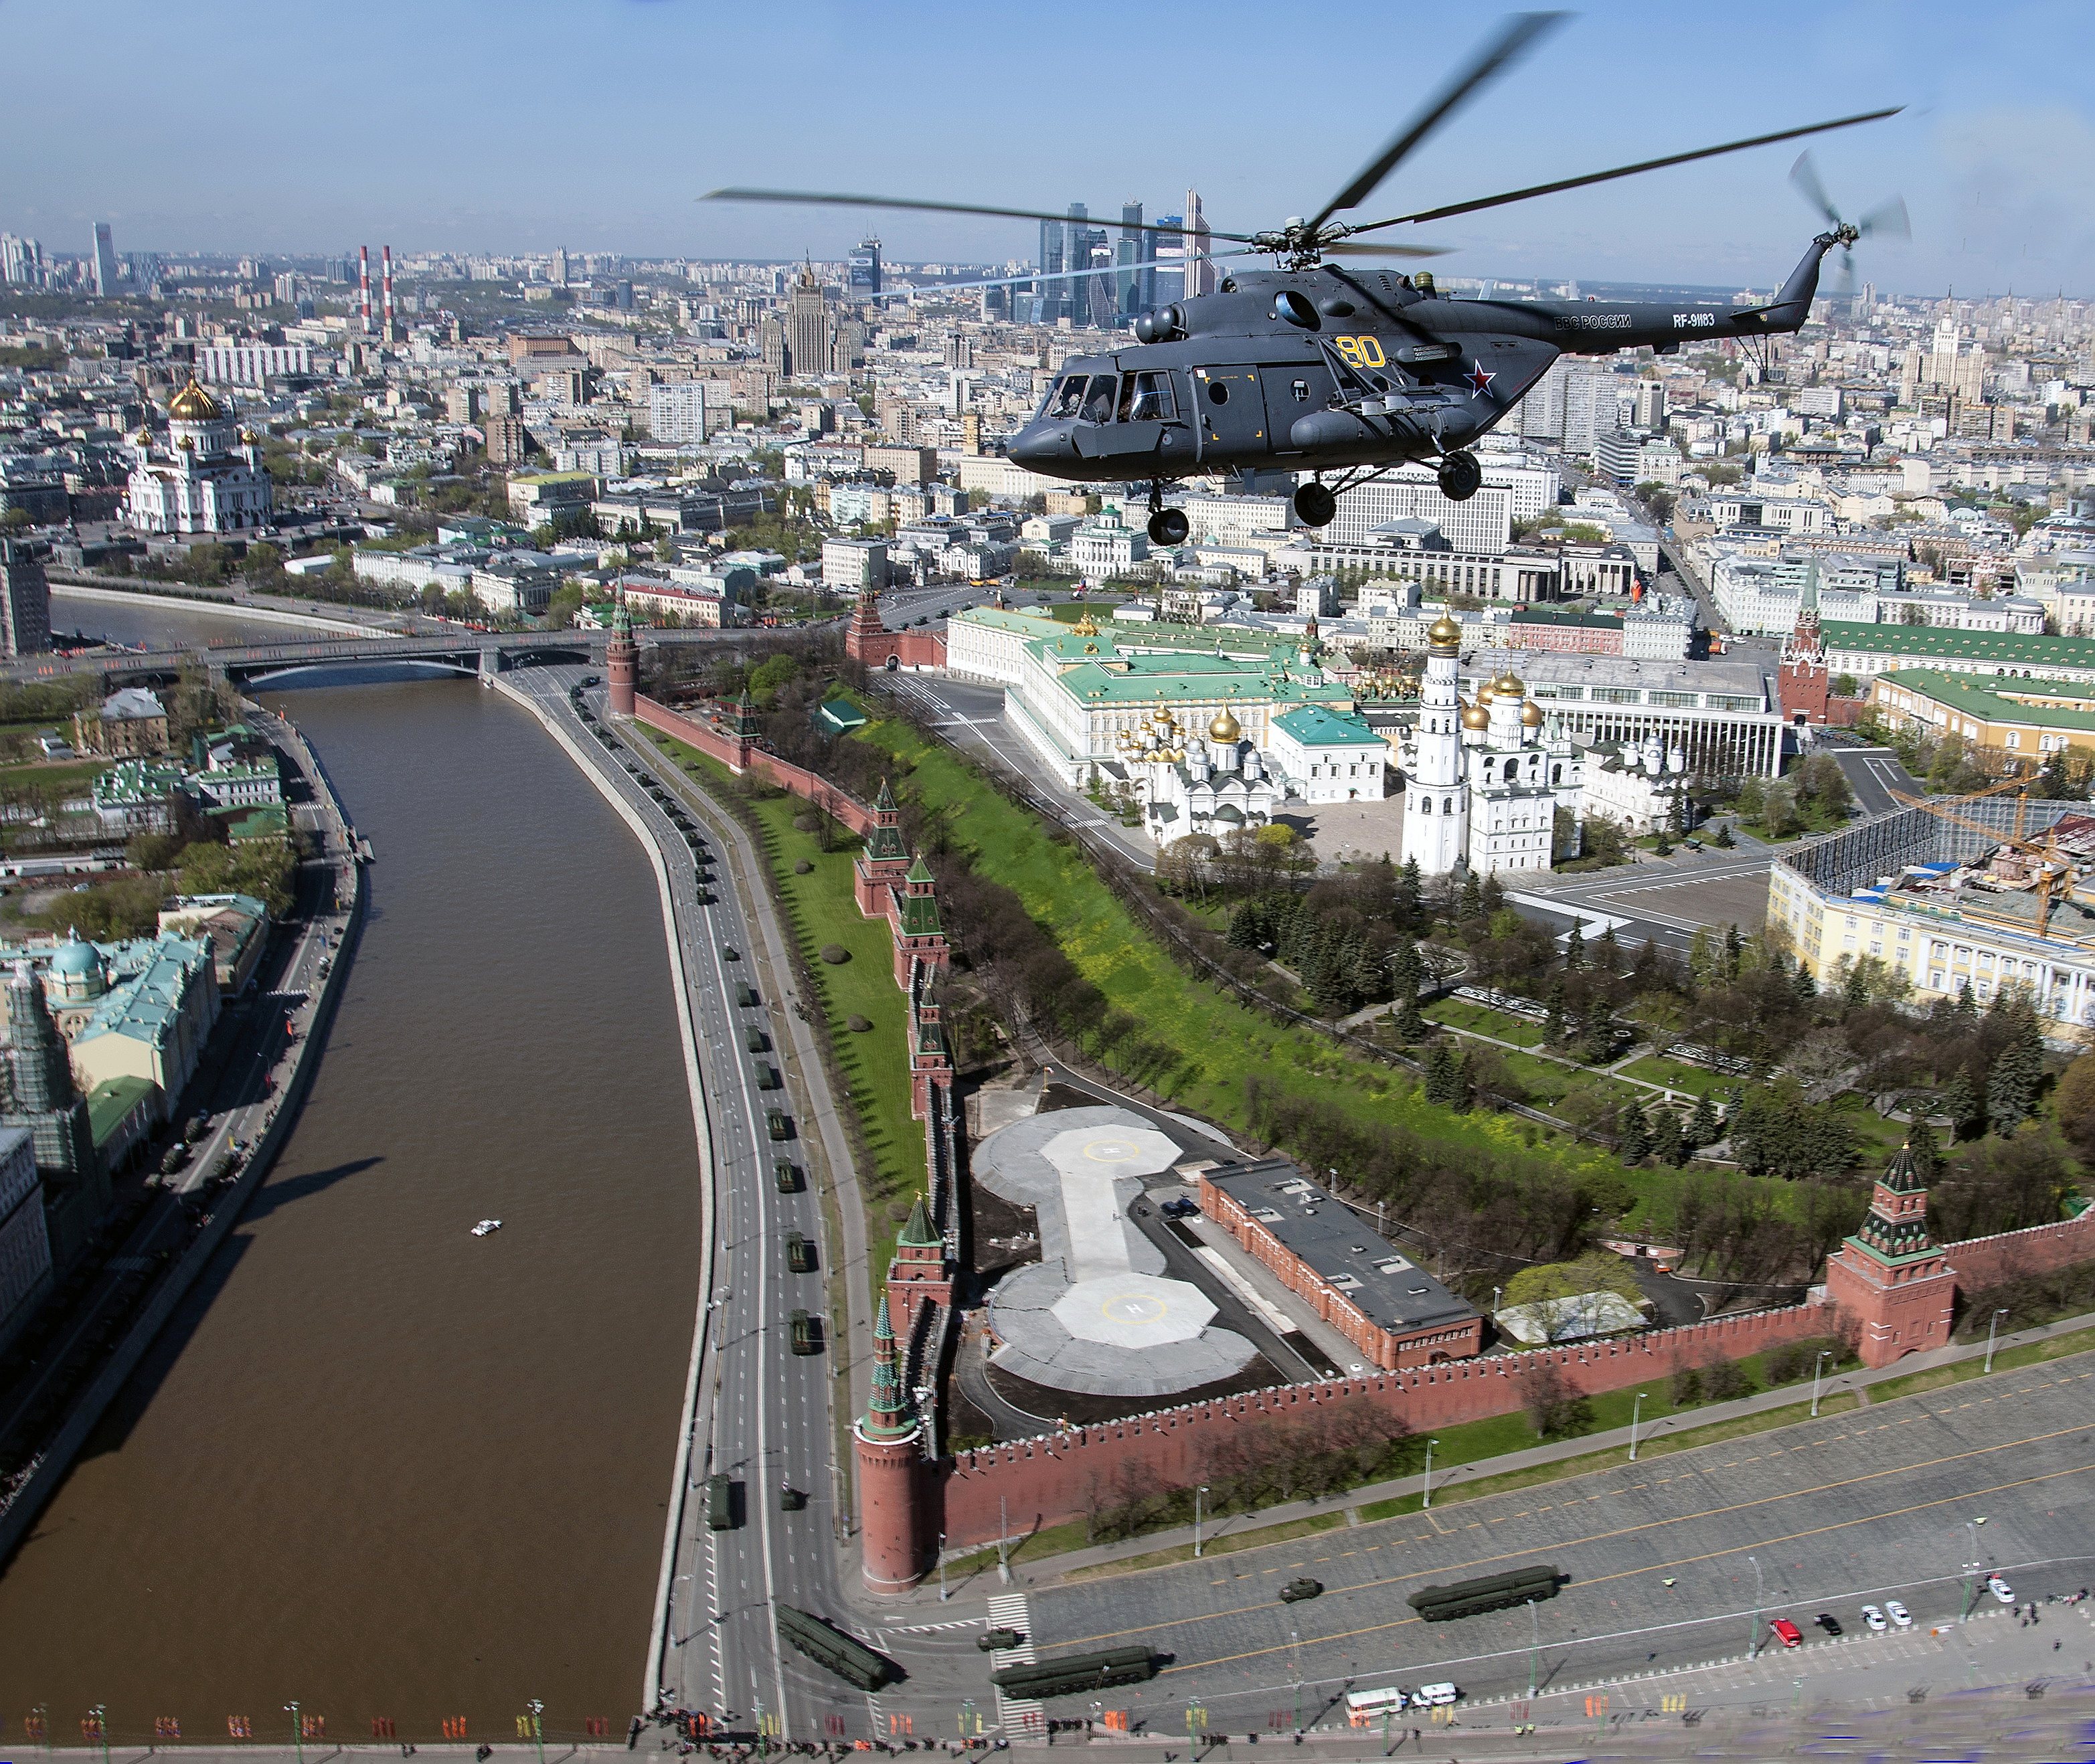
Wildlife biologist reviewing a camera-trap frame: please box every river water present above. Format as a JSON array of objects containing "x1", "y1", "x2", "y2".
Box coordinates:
[{"x1": 0, "y1": 594, "x2": 701, "y2": 1741}]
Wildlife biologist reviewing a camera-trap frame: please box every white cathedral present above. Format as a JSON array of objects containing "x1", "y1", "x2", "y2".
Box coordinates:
[
  {"x1": 124, "y1": 377, "x2": 274, "y2": 536},
  {"x1": 1400, "y1": 612, "x2": 1586, "y2": 879}
]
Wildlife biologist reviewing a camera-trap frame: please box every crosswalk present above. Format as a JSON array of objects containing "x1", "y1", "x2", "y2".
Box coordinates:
[{"x1": 986, "y1": 1593, "x2": 1045, "y2": 1736}]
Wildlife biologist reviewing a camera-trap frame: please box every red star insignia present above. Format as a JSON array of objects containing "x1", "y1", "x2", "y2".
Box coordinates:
[{"x1": 1466, "y1": 360, "x2": 1497, "y2": 396}]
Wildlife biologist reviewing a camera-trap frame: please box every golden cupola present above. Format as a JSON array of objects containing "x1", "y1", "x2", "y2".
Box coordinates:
[
  {"x1": 168, "y1": 377, "x2": 224, "y2": 422},
  {"x1": 1460, "y1": 700, "x2": 1490, "y2": 731},
  {"x1": 1426, "y1": 612, "x2": 1462, "y2": 649},
  {"x1": 1521, "y1": 699, "x2": 1544, "y2": 729},
  {"x1": 1208, "y1": 707, "x2": 1242, "y2": 741},
  {"x1": 1493, "y1": 672, "x2": 1526, "y2": 698}
]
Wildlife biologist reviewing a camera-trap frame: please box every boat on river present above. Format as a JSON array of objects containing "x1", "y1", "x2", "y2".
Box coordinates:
[{"x1": 471, "y1": 1219, "x2": 502, "y2": 1237}]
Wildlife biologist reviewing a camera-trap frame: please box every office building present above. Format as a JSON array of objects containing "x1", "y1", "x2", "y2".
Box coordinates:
[
  {"x1": 91, "y1": 222, "x2": 118, "y2": 296},
  {"x1": 0, "y1": 540, "x2": 51, "y2": 658},
  {"x1": 849, "y1": 236, "x2": 882, "y2": 297}
]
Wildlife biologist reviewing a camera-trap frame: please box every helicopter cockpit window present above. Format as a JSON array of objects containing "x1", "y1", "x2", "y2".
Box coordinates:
[
  {"x1": 1122, "y1": 371, "x2": 1177, "y2": 422},
  {"x1": 1079, "y1": 374, "x2": 1118, "y2": 425},
  {"x1": 1049, "y1": 375, "x2": 1089, "y2": 420}
]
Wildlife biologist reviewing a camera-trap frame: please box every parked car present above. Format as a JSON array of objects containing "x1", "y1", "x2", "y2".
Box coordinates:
[
  {"x1": 1815, "y1": 1613, "x2": 1843, "y2": 1637},
  {"x1": 1769, "y1": 1618, "x2": 1804, "y2": 1649},
  {"x1": 1160, "y1": 1197, "x2": 1199, "y2": 1219},
  {"x1": 1860, "y1": 1604, "x2": 1888, "y2": 1632},
  {"x1": 1886, "y1": 1601, "x2": 1913, "y2": 1629},
  {"x1": 1280, "y1": 1577, "x2": 1322, "y2": 1603},
  {"x1": 1986, "y1": 1575, "x2": 2015, "y2": 1604}
]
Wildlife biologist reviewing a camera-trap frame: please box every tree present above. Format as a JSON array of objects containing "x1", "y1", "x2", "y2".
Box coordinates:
[
  {"x1": 1521, "y1": 1359, "x2": 1593, "y2": 1439},
  {"x1": 1650, "y1": 1107, "x2": 1686, "y2": 1167},
  {"x1": 1985, "y1": 1017, "x2": 2043, "y2": 1136},
  {"x1": 1564, "y1": 923, "x2": 1585, "y2": 970},
  {"x1": 1393, "y1": 988, "x2": 1426, "y2": 1040},
  {"x1": 748, "y1": 653, "x2": 800, "y2": 704},
  {"x1": 1457, "y1": 870, "x2": 1483, "y2": 921},
  {"x1": 2054, "y1": 1054, "x2": 2095, "y2": 1166},
  {"x1": 1618, "y1": 1104, "x2": 1652, "y2": 1164},
  {"x1": 1713, "y1": 821, "x2": 1736, "y2": 849},
  {"x1": 1687, "y1": 1091, "x2": 1720, "y2": 1150},
  {"x1": 1937, "y1": 1067, "x2": 1980, "y2": 1141},
  {"x1": 1906, "y1": 1116, "x2": 1941, "y2": 1180},
  {"x1": 1424, "y1": 1041, "x2": 1469, "y2": 1109}
]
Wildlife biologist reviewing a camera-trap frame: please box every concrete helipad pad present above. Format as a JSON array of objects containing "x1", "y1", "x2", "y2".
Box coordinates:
[
  {"x1": 975, "y1": 1104, "x2": 1256, "y2": 1399},
  {"x1": 1052, "y1": 1273, "x2": 1216, "y2": 1347}
]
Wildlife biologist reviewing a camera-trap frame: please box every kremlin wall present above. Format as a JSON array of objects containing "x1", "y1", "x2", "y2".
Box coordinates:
[{"x1": 610, "y1": 652, "x2": 2095, "y2": 1592}]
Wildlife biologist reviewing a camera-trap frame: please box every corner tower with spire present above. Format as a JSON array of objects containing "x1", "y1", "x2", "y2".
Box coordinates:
[
  {"x1": 853, "y1": 1282, "x2": 928, "y2": 1593},
  {"x1": 606, "y1": 588, "x2": 637, "y2": 717}
]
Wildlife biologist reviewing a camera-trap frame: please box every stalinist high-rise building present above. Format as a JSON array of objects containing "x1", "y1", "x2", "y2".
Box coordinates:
[{"x1": 1400, "y1": 613, "x2": 1469, "y2": 875}]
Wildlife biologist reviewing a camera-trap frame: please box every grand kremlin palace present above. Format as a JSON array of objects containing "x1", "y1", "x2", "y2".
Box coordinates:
[
  {"x1": 945, "y1": 607, "x2": 1362, "y2": 791},
  {"x1": 1768, "y1": 796, "x2": 2095, "y2": 1045}
]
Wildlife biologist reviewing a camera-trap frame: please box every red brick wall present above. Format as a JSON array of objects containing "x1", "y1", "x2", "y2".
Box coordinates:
[
  {"x1": 635, "y1": 696, "x2": 877, "y2": 835},
  {"x1": 1948, "y1": 1211, "x2": 2095, "y2": 1293},
  {"x1": 937, "y1": 1301, "x2": 1837, "y2": 1547}
]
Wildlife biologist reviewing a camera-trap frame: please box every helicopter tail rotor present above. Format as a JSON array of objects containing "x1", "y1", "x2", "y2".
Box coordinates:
[{"x1": 1789, "y1": 150, "x2": 1908, "y2": 306}]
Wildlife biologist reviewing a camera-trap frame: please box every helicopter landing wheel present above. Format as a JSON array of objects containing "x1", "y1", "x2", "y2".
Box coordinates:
[
  {"x1": 1147, "y1": 507, "x2": 1189, "y2": 546},
  {"x1": 1436, "y1": 450, "x2": 1483, "y2": 502},
  {"x1": 1292, "y1": 480, "x2": 1337, "y2": 528}
]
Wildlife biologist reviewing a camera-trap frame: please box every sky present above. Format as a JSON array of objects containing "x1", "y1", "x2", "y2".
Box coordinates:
[{"x1": 4, "y1": 0, "x2": 2092, "y2": 297}]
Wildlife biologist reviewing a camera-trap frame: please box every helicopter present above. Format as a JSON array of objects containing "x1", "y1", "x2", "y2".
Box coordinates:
[{"x1": 707, "y1": 13, "x2": 1906, "y2": 546}]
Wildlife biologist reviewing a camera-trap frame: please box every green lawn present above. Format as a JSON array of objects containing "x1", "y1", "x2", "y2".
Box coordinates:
[
  {"x1": 1836, "y1": 1095, "x2": 1908, "y2": 1164},
  {"x1": 1620, "y1": 1053, "x2": 1731, "y2": 1096},
  {"x1": 0, "y1": 756, "x2": 103, "y2": 797},
  {"x1": 641, "y1": 729, "x2": 927, "y2": 1302},
  {"x1": 1422, "y1": 996, "x2": 1547, "y2": 1047}
]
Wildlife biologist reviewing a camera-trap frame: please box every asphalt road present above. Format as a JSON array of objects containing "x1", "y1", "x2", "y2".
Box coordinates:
[
  {"x1": 847, "y1": 1349, "x2": 2095, "y2": 1740},
  {"x1": 501, "y1": 668, "x2": 847, "y2": 1742}
]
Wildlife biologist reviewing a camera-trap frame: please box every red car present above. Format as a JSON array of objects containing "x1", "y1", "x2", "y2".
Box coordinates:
[{"x1": 1769, "y1": 1619, "x2": 1804, "y2": 1649}]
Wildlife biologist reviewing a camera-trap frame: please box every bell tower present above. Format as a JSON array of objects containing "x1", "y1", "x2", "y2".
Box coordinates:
[{"x1": 1400, "y1": 613, "x2": 1468, "y2": 876}]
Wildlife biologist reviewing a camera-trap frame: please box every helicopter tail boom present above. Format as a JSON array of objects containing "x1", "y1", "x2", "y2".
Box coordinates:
[{"x1": 1537, "y1": 230, "x2": 1849, "y2": 357}]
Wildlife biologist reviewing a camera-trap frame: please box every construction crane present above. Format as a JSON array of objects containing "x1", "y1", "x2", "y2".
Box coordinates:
[{"x1": 1887, "y1": 781, "x2": 2076, "y2": 940}]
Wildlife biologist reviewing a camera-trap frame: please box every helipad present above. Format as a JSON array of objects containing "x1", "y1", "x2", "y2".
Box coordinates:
[{"x1": 974, "y1": 1105, "x2": 1256, "y2": 1399}]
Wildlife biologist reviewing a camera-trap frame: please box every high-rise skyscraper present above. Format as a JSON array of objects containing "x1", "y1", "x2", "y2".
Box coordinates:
[
  {"x1": 849, "y1": 236, "x2": 883, "y2": 298},
  {"x1": 1153, "y1": 215, "x2": 1185, "y2": 306},
  {"x1": 1185, "y1": 189, "x2": 1214, "y2": 297},
  {"x1": 0, "y1": 539, "x2": 52, "y2": 657},
  {"x1": 90, "y1": 222, "x2": 118, "y2": 297},
  {"x1": 1117, "y1": 200, "x2": 1143, "y2": 320},
  {"x1": 551, "y1": 246, "x2": 569, "y2": 288}
]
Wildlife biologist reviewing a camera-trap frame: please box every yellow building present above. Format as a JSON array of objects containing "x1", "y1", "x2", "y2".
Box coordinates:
[
  {"x1": 19, "y1": 930, "x2": 221, "y2": 1121},
  {"x1": 1867, "y1": 669, "x2": 2095, "y2": 766}
]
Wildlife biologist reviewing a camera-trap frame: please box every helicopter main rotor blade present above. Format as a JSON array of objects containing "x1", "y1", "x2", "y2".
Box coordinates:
[
  {"x1": 1307, "y1": 11, "x2": 1566, "y2": 236},
  {"x1": 1345, "y1": 104, "x2": 1903, "y2": 234},
  {"x1": 881, "y1": 250, "x2": 1260, "y2": 299},
  {"x1": 1857, "y1": 194, "x2": 1910, "y2": 242},
  {"x1": 1323, "y1": 240, "x2": 1454, "y2": 259},
  {"x1": 1789, "y1": 149, "x2": 1841, "y2": 226},
  {"x1": 701, "y1": 187, "x2": 1260, "y2": 244}
]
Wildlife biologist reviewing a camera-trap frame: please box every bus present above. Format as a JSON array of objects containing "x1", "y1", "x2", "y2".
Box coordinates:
[
  {"x1": 705, "y1": 1474, "x2": 734, "y2": 1530},
  {"x1": 1345, "y1": 1688, "x2": 1408, "y2": 1725}
]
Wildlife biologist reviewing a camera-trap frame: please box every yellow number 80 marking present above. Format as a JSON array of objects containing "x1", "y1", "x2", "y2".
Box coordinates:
[{"x1": 1333, "y1": 335, "x2": 1387, "y2": 369}]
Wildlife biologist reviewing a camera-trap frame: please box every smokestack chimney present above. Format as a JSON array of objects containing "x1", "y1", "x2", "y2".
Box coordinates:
[
  {"x1": 359, "y1": 246, "x2": 372, "y2": 335},
  {"x1": 382, "y1": 244, "x2": 395, "y2": 337}
]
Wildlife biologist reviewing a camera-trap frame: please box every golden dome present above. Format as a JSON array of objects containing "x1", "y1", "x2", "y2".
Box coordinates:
[
  {"x1": 238, "y1": 425, "x2": 260, "y2": 444},
  {"x1": 1494, "y1": 672, "x2": 1526, "y2": 698},
  {"x1": 1426, "y1": 613, "x2": 1462, "y2": 648},
  {"x1": 1521, "y1": 699, "x2": 1544, "y2": 728},
  {"x1": 1475, "y1": 680, "x2": 1495, "y2": 705},
  {"x1": 1208, "y1": 707, "x2": 1242, "y2": 741},
  {"x1": 168, "y1": 378, "x2": 224, "y2": 422},
  {"x1": 1461, "y1": 701, "x2": 1490, "y2": 731},
  {"x1": 1072, "y1": 611, "x2": 1099, "y2": 637}
]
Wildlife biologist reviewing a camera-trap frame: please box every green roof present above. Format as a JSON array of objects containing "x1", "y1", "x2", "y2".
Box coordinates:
[
  {"x1": 813, "y1": 697, "x2": 867, "y2": 735},
  {"x1": 86, "y1": 1074, "x2": 155, "y2": 1147},
  {"x1": 1820, "y1": 621, "x2": 2095, "y2": 669},
  {"x1": 1876, "y1": 669, "x2": 2095, "y2": 733},
  {"x1": 1051, "y1": 654, "x2": 1351, "y2": 708},
  {"x1": 1272, "y1": 705, "x2": 1381, "y2": 747},
  {"x1": 1512, "y1": 607, "x2": 1626, "y2": 629}
]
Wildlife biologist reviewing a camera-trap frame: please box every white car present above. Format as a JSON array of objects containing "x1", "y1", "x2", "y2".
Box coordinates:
[
  {"x1": 1987, "y1": 1575, "x2": 2015, "y2": 1605},
  {"x1": 1886, "y1": 1601, "x2": 1913, "y2": 1629},
  {"x1": 1861, "y1": 1604, "x2": 1889, "y2": 1633}
]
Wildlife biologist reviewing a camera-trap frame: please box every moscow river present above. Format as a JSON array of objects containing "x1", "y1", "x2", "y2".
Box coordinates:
[{"x1": 0, "y1": 594, "x2": 702, "y2": 1741}]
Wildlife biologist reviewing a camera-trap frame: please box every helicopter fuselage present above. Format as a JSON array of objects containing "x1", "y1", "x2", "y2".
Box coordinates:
[{"x1": 1004, "y1": 230, "x2": 1845, "y2": 484}]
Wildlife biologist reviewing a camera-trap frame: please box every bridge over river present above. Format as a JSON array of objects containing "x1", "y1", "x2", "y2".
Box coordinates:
[{"x1": 4, "y1": 624, "x2": 751, "y2": 687}]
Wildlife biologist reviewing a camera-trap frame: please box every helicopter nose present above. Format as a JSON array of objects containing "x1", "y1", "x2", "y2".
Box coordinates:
[{"x1": 1006, "y1": 420, "x2": 1075, "y2": 469}]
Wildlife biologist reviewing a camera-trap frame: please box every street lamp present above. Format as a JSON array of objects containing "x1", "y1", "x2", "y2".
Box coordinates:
[
  {"x1": 1291, "y1": 1628, "x2": 1303, "y2": 1732},
  {"x1": 285, "y1": 1702, "x2": 302, "y2": 1764},
  {"x1": 938, "y1": 1530, "x2": 948, "y2": 1603},
  {"x1": 1985, "y1": 1308, "x2": 2009, "y2": 1373},
  {"x1": 1422, "y1": 1437, "x2": 1439, "y2": 1509},
  {"x1": 1961, "y1": 1519, "x2": 1983, "y2": 1619},
  {"x1": 1628, "y1": 1392, "x2": 1645, "y2": 1462},
  {"x1": 1811, "y1": 1349, "x2": 1832, "y2": 1417},
  {"x1": 1527, "y1": 1597, "x2": 1540, "y2": 1700},
  {"x1": 528, "y1": 1700, "x2": 544, "y2": 1764},
  {"x1": 1747, "y1": 1555, "x2": 1764, "y2": 1658},
  {"x1": 1193, "y1": 1484, "x2": 1209, "y2": 1558}
]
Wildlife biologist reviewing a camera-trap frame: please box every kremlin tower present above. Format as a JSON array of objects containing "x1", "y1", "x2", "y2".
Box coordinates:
[
  {"x1": 606, "y1": 588, "x2": 637, "y2": 716},
  {"x1": 853, "y1": 1284, "x2": 928, "y2": 1593},
  {"x1": 1825, "y1": 1143, "x2": 1956, "y2": 1366}
]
